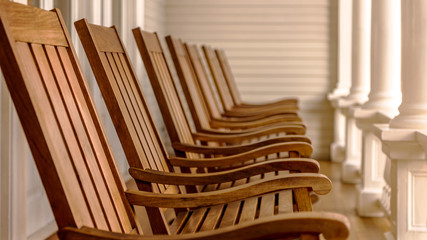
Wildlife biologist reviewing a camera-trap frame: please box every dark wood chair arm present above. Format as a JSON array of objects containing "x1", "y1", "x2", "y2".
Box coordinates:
[
  {"x1": 197, "y1": 123, "x2": 306, "y2": 135},
  {"x1": 210, "y1": 118, "x2": 304, "y2": 130},
  {"x1": 126, "y1": 173, "x2": 332, "y2": 208},
  {"x1": 58, "y1": 212, "x2": 350, "y2": 240},
  {"x1": 172, "y1": 141, "x2": 313, "y2": 156},
  {"x1": 213, "y1": 112, "x2": 302, "y2": 123},
  {"x1": 192, "y1": 132, "x2": 310, "y2": 144},
  {"x1": 239, "y1": 97, "x2": 299, "y2": 108},
  {"x1": 128, "y1": 159, "x2": 319, "y2": 185},
  {"x1": 223, "y1": 106, "x2": 299, "y2": 118}
]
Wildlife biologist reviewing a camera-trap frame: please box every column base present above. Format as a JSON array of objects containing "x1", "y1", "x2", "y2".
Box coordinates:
[
  {"x1": 341, "y1": 160, "x2": 361, "y2": 184},
  {"x1": 330, "y1": 142, "x2": 345, "y2": 162},
  {"x1": 356, "y1": 186, "x2": 384, "y2": 217}
]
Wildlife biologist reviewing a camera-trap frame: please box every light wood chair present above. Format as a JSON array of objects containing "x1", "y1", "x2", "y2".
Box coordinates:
[
  {"x1": 0, "y1": 3, "x2": 350, "y2": 239},
  {"x1": 201, "y1": 45, "x2": 300, "y2": 118},
  {"x1": 130, "y1": 29, "x2": 312, "y2": 162},
  {"x1": 165, "y1": 36, "x2": 304, "y2": 134}
]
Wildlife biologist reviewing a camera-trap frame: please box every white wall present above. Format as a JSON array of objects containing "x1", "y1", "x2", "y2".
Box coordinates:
[{"x1": 164, "y1": 0, "x2": 338, "y2": 160}]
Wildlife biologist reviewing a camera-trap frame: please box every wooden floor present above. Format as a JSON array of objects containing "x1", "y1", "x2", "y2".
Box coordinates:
[{"x1": 313, "y1": 160, "x2": 391, "y2": 240}]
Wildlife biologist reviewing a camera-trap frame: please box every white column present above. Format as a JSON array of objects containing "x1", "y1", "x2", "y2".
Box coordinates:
[
  {"x1": 341, "y1": 0, "x2": 371, "y2": 183},
  {"x1": 328, "y1": 0, "x2": 352, "y2": 162},
  {"x1": 355, "y1": 0, "x2": 401, "y2": 217},
  {"x1": 376, "y1": 1, "x2": 427, "y2": 239},
  {"x1": 346, "y1": 0, "x2": 371, "y2": 103},
  {"x1": 390, "y1": 0, "x2": 427, "y2": 129},
  {"x1": 362, "y1": 0, "x2": 401, "y2": 113}
]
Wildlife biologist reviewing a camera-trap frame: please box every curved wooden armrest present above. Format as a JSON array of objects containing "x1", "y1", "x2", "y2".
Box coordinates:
[
  {"x1": 223, "y1": 106, "x2": 299, "y2": 118},
  {"x1": 210, "y1": 117, "x2": 303, "y2": 130},
  {"x1": 126, "y1": 173, "x2": 331, "y2": 208},
  {"x1": 172, "y1": 140, "x2": 312, "y2": 156},
  {"x1": 192, "y1": 132, "x2": 310, "y2": 144},
  {"x1": 214, "y1": 112, "x2": 301, "y2": 123},
  {"x1": 232, "y1": 103, "x2": 299, "y2": 113},
  {"x1": 217, "y1": 111, "x2": 300, "y2": 122},
  {"x1": 240, "y1": 97, "x2": 299, "y2": 108},
  {"x1": 169, "y1": 144, "x2": 313, "y2": 168},
  {"x1": 58, "y1": 212, "x2": 349, "y2": 240},
  {"x1": 129, "y1": 159, "x2": 319, "y2": 185},
  {"x1": 198, "y1": 123, "x2": 306, "y2": 135}
]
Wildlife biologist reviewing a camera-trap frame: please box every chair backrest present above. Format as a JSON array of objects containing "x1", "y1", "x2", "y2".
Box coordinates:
[
  {"x1": 165, "y1": 36, "x2": 212, "y2": 131},
  {"x1": 0, "y1": 2, "x2": 139, "y2": 234},
  {"x1": 215, "y1": 48, "x2": 243, "y2": 105},
  {"x1": 132, "y1": 29, "x2": 199, "y2": 158},
  {"x1": 74, "y1": 19, "x2": 180, "y2": 194},
  {"x1": 185, "y1": 43, "x2": 224, "y2": 119},
  {"x1": 202, "y1": 45, "x2": 235, "y2": 112}
]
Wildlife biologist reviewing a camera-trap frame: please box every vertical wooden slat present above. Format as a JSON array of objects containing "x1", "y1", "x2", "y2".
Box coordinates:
[
  {"x1": 11, "y1": 41, "x2": 92, "y2": 229},
  {"x1": 185, "y1": 44, "x2": 223, "y2": 119},
  {"x1": 45, "y1": 45, "x2": 122, "y2": 232},
  {"x1": 117, "y1": 53, "x2": 169, "y2": 173},
  {"x1": 97, "y1": 52, "x2": 150, "y2": 170},
  {"x1": 202, "y1": 45, "x2": 234, "y2": 112},
  {"x1": 104, "y1": 52, "x2": 153, "y2": 165},
  {"x1": 57, "y1": 47, "x2": 134, "y2": 233},
  {"x1": 215, "y1": 49, "x2": 242, "y2": 105},
  {"x1": 30, "y1": 43, "x2": 109, "y2": 231}
]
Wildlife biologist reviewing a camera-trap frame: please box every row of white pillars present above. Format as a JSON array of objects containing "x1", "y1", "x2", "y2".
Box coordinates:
[{"x1": 330, "y1": 0, "x2": 427, "y2": 239}]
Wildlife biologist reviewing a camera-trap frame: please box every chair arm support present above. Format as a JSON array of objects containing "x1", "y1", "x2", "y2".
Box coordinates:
[
  {"x1": 172, "y1": 141, "x2": 313, "y2": 157},
  {"x1": 128, "y1": 159, "x2": 319, "y2": 185},
  {"x1": 126, "y1": 173, "x2": 331, "y2": 208},
  {"x1": 192, "y1": 131, "x2": 309, "y2": 143},
  {"x1": 58, "y1": 212, "x2": 350, "y2": 240}
]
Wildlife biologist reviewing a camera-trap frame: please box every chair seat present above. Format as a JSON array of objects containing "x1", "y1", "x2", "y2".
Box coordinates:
[
  {"x1": 170, "y1": 189, "x2": 294, "y2": 234},
  {"x1": 170, "y1": 171, "x2": 296, "y2": 234}
]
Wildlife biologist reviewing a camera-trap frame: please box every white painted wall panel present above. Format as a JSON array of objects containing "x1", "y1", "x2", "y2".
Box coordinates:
[{"x1": 165, "y1": 0, "x2": 337, "y2": 159}]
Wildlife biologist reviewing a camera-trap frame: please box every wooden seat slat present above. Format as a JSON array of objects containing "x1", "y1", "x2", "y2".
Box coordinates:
[
  {"x1": 239, "y1": 196, "x2": 258, "y2": 223},
  {"x1": 218, "y1": 201, "x2": 241, "y2": 228},
  {"x1": 259, "y1": 193, "x2": 276, "y2": 218},
  {"x1": 278, "y1": 190, "x2": 294, "y2": 214},
  {"x1": 180, "y1": 208, "x2": 208, "y2": 234}
]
